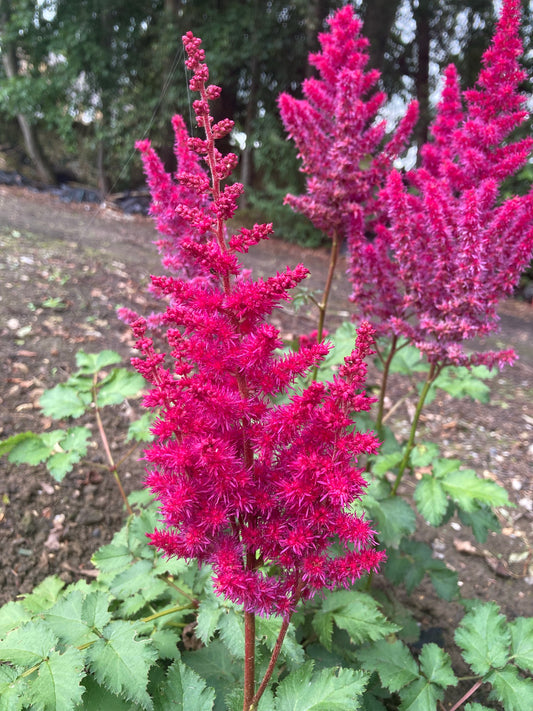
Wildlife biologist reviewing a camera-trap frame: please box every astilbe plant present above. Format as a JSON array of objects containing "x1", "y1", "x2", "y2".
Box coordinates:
[
  {"x1": 130, "y1": 30, "x2": 384, "y2": 710},
  {"x1": 278, "y1": 4, "x2": 418, "y2": 339},
  {"x1": 348, "y1": 0, "x2": 533, "y2": 370}
]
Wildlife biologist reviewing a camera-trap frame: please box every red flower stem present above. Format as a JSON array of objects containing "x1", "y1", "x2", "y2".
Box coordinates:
[
  {"x1": 375, "y1": 334, "x2": 398, "y2": 432},
  {"x1": 317, "y1": 232, "x2": 340, "y2": 344},
  {"x1": 390, "y1": 362, "x2": 439, "y2": 496},
  {"x1": 243, "y1": 610, "x2": 256, "y2": 710},
  {"x1": 92, "y1": 375, "x2": 134, "y2": 517},
  {"x1": 448, "y1": 679, "x2": 483, "y2": 711},
  {"x1": 248, "y1": 580, "x2": 303, "y2": 710}
]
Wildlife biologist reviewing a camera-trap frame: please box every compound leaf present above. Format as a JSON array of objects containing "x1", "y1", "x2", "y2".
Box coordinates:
[
  {"x1": 0, "y1": 620, "x2": 57, "y2": 667},
  {"x1": 414, "y1": 476, "x2": 448, "y2": 526},
  {"x1": 398, "y1": 677, "x2": 442, "y2": 711},
  {"x1": 455, "y1": 603, "x2": 510, "y2": 675},
  {"x1": 442, "y1": 470, "x2": 509, "y2": 512},
  {"x1": 418, "y1": 644, "x2": 456, "y2": 688},
  {"x1": 86, "y1": 620, "x2": 158, "y2": 710},
  {"x1": 509, "y1": 617, "x2": 533, "y2": 673},
  {"x1": 26, "y1": 646, "x2": 85, "y2": 711},
  {"x1": 487, "y1": 666, "x2": 533, "y2": 711},
  {"x1": 151, "y1": 658, "x2": 215, "y2": 711},
  {"x1": 76, "y1": 350, "x2": 122, "y2": 374},
  {"x1": 274, "y1": 660, "x2": 368, "y2": 710},
  {"x1": 97, "y1": 369, "x2": 145, "y2": 407},
  {"x1": 40, "y1": 384, "x2": 91, "y2": 419},
  {"x1": 358, "y1": 639, "x2": 419, "y2": 693}
]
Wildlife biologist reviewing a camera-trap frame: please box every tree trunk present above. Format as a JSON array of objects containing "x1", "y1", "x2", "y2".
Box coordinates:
[
  {"x1": 413, "y1": 0, "x2": 431, "y2": 153},
  {"x1": 1, "y1": 47, "x2": 56, "y2": 185},
  {"x1": 363, "y1": 0, "x2": 402, "y2": 75}
]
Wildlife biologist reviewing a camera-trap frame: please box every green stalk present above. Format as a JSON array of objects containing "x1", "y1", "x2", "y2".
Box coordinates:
[{"x1": 390, "y1": 362, "x2": 440, "y2": 496}]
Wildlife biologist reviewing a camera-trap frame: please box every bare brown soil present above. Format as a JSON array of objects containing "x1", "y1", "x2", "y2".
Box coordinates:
[{"x1": 0, "y1": 185, "x2": 532, "y2": 680}]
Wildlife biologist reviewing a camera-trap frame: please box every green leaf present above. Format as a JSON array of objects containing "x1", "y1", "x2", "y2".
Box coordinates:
[
  {"x1": 76, "y1": 350, "x2": 122, "y2": 374},
  {"x1": 218, "y1": 609, "x2": 245, "y2": 658},
  {"x1": 365, "y1": 495, "x2": 416, "y2": 548},
  {"x1": 127, "y1": 412, "x2": 155, "y2": 443},
  {"x1": 182, "y1": 640, "x2": 240, "y2": 708},
  {"x1": 77, "y1": 675, "x2": 144, "y2": 710},
  {"x1": 509, "y1": 617, "x2": 533, "y2": 673},
  {"x1": 92, "y1": 543, "x2": 133, "y2": 575},
  {"x1": 358, "y1": 639, "x2": 419, "y2": 692},
  {"x1": 442, "y1": 469, "x2": 510, "y2": 512},
  {"x1": 97, "y1": 369, "x2": 146, "y2": 407},
  {"x1": 195, "y1": 596, "x2": 223, "y2": 645},
  {"x1": 418, "y1": 644, "x2": 456, "y2": 688},
  {"x1": 256, "y1": 616, "x2": 304, "y2": 667},
  {"x1": 389, "y1": 346, "x2": 429, "y2": 375},
  {"x1": 46, "y1": 591, "x2": 98, "y2": 646},
  {"x1": 410, "y1": 442, "x2": 439, "y2": 468},
  {"x1": 455, "y1": 603, "x2": 510, "y2": 675},
  {"x1": 458, "y1": 506, "x2": 500, "y2": 543},
  {"x1": 110, "y1": 559, "x2": 157, "y2": 599},
  {"x1": 398, "y1": 677, "x2": 442, "y2": 711},
  {"x1": 384, "y1": 542, "x2": 458, "y2": 600},
  {"x1": 487, "y1": 666, "x2": 533, "y2": 711},
  {"x1": 40, "y1": 384, "x2": 92, "y2": 419},
  {"x1": 0, "y1": 663, "x2": 25, "y2": 711},
  {"x1": 414, "y1": 476, "x2": 448, "y2": 526},
  {"x1": 313, "y1": 591, "x2": 399, "y2": 652},
  {"x1": 274, "y1": 661, "x2": 368, "y2": 710},
  {"x1": 0, "y1": 602, "x2": 31, "y2": 639},
  {"x1": 86, "y1": 621, "x2": 158, "y2": 710},
  {"x1": 5, "y1": 433, "x2": 58, "y2": 466},
  {"x1": 21, "y1": 576, "x2": 66, "y2": 613},
  {"x1": 151, "y1": 658, "x2": 215, "y2": 711},
  {"x1": 427, "y1": 566, "x2": 459, "y2": 602},
  {"x1": 26, "y1": 646, "x2": 85, "y2": 711},
  {"x1": 0, "y1": 432, "x2": 37, "y2": 458},
  {"x1": 0, "y1": 620, "x2": 58, "y2": 666},
  {"x1": 372, "y1": 451, "x2": 404, "y2": 477}
]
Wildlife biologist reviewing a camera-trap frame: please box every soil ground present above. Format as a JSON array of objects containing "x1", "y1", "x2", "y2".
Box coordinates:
[{"x1": 0, "y1": 185, "x2": 532, "y2": 703}]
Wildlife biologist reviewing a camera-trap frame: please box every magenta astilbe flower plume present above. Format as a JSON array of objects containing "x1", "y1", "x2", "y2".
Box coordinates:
[
  {"x1": 132, "y1": 31, "x2": 384, "y2": 617},
  {"x1": 278, "y1": 4, "x2": 418, "y2": 242},
  {"x1": 349, "y1": 0, "x2": 533, "y2": 368}
]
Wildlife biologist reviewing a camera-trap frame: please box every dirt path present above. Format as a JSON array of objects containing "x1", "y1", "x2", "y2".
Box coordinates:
[{"x1": 0, "y1": 186, "x2": 532, "y2": 635}]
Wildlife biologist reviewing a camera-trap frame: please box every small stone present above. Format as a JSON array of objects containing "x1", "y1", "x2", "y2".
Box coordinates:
[
  {"x1": 7, "y1": 318, "x2": 20, "y2": 330},
  {"x1": 518, "y1": 497, "x2": 532, "y2": 513}
]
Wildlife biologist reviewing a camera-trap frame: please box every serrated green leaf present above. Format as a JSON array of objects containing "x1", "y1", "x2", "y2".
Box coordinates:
[
  {"x1": 0, "y1": 620, "x2": 58, "y2": 666},
  {"x1": 46, "y1": 590, "x2": 100, "y2": 646},
  {"x1": 46, "y1": 452, "x2": 78, "y2": 480},
  {"x1": 182, "y1": 640, "x2": 240, "y2": 707},
  {"x1": 414, "y1": 476, "x2": 448, "y2": 526},
  {"x1": 92, "y1": 543, "x2": 133, "y2": 575},
  {"x1": 365, "y1": 496, "x2": 416, "y2": 548},
  {"x1": 77, "y1": 675, "x2": 144, "y2": 710},
  {"x1": 150, "y1": 630, "x2": 180, "y2": 660},
  {"x1": 26, "y1": 646, "x2": 85, "y2": 711},
  {"x1": 196, "y1": 596, "x2": 223, "y2": 645},
  {"x1": 110, "y1": 559, "x2": 156, "y2": 599},
  {"x1": 86, "y1": 620, "x2": 158, "y2": 710},
  {"x1": 6, "y1": 434, "x2": 57, "y2": 466},
  {"x1": 458, "y1": 506, "x2": 500, "y2": 543},
  {"x1": 389, "y1": 346, "x2": 429, "y2": 375},
  {"x1": 40, "y1": 384, "x2": 91, "y2": 419},
  {"x1": 509, "y1": 617, "x2": 533, "y2": 673},
  {"x1": 76, "y1": 350, "x2": 122, "y2": 374},
  {"x1": 151, "y1": 659, "x2": 215, "y2": 711},
  {"x1": 256, "y1": 616, "x2": 304, "y2": 667},
  {"x1": 487, "y1": 666, "x2": 533, "y2": 711},
  {"x1": 274, "y1": 660, "x2": 368, "y2": 710},
  {"x1": 410, "y1": 442, "x2": 439, "y2": 468},
  {"x1": 372, "y1": 451, "x2": 404, "y2": 477},
  {"x1": 218, "y1": 609, "x2": 245, "y2": 658},
  {"x1": 313, "y1": 591, "x2": 399, "y2": 652},
  {"x1": 127, "y1": 412, "x2": 155, "y2": 443},
  {"x1": 0, "y1": 602, "x2": 31, "y2": 639},
  {"x1": 0, "y1": 664, "x2": 25, "y2": 711},
  {"x1": 427, "y1": 566, "x2": 458, "y2": 602},
  {"x1": 398, "y1": 677, "x2": 442, "y2": 711},
  {"x1": 455, "y1": 603, "x2": 510, "y2": 675},
  {"x1": 358, "y1": 639, "x2": 419, "y2": 693},
  {"x1": 442, "y1": 469, "x2": 510, "y2": 512},
  {"x1": 0, "y1": 432, "x2": 36, "y2": 458},
  {"x1": 418, "y1": 644, "x2": 456, "y2": 688},
  {"x1": 61, "y1": 426, "x2": 91, "y2": 452},
  {"x1": 385, "y1": 542, "x2": 458, "y2": 600},
  {"x1": 21, "y1": 576, "x2": 66, "y2": 613},
  {"x1": 97, "y1": 369, "x2": 145, "y2": 407}
]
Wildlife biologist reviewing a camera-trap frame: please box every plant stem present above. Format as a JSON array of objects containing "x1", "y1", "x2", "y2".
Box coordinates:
[
  {"x1": 92, "y1": 374, "x2": 134, "y2": 516},
  {"x1": 375, "y1": 335, "x2": 398, "y2": 433},
  {"x1": 243, "y1": 610, "x2": 256, "y2": 711},
  {"x1": 316, "y1": 232, "x2": 340, "y2": 345},
  {"x1": 448, "y1": 679, "x2": 483, "y2": 711},
  {"x1": 390, "y1": 362, "x2": 439, "y2": 496},
  {"x1": 142, "y1": 602, "x2": 194, "y2": 623}
]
